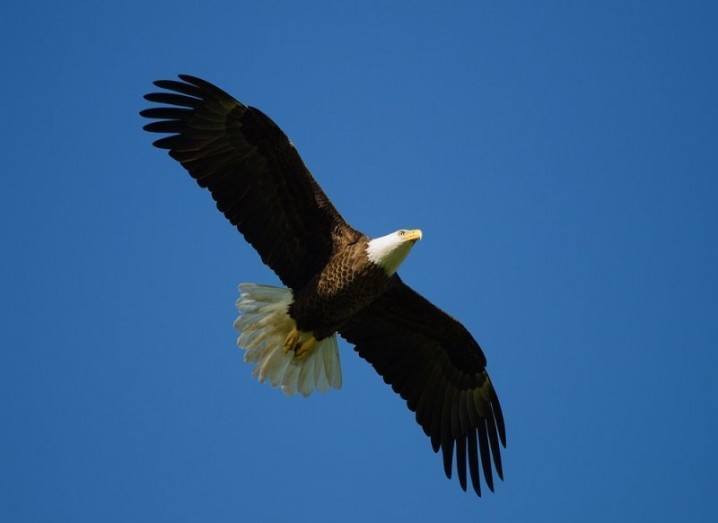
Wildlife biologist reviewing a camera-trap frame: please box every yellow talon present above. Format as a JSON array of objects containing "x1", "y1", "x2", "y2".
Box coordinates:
[
  {"x1": 283, "y1": 328, "x2": 317, "y2": 359},
  {"x1": 283, "y1": 328, "x2": 300, "y2": 353},
  {"x1": 295, "y1": 336, "x2": 317, "y2": 360}
]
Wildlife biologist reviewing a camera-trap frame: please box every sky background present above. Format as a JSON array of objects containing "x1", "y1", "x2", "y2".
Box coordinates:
[{"x1": 2, "y1": 1, "x2": 717, "y2": 521}]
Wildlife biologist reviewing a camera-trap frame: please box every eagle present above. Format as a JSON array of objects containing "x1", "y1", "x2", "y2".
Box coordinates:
[{"x1": 141, "y1": 75, "x2": 506, "y2": 497}]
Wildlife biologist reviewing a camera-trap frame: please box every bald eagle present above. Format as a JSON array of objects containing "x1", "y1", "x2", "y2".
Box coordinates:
[{"x1": 141, "y1": 75, "x2": 506, "y2": 496}]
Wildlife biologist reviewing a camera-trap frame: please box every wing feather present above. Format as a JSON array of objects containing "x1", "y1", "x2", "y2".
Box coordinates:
[
  {"x1": 467, "y1": 429, "x2": 482, "y2": 496},
  {"x1": 141, "y1": 75, "x2": 359, "y2": 289},
  {"x1": 340, "y1": 276, "x2": 506, "y2": 496}
]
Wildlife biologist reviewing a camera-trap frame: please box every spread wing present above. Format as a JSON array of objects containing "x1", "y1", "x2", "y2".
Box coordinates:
[
  {"x1": 141, "y1": 75, "x2": 359, "y2": 290},
  {"x1": 339, "y1": 276, "x2": 506, "y2": 496}
]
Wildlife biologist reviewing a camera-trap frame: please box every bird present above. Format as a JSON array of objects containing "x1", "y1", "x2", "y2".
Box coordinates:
[{"x1": 140, "y1": 74, "x2": 506, "y2": 497}]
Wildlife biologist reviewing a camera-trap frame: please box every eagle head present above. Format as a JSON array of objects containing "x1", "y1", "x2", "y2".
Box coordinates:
[{"x1": 366, "y1": 229, "x2": 423, "y2": 276}]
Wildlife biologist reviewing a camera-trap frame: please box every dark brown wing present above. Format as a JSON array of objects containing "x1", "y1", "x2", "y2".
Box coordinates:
[
  {"x1": 141, "y1": 75, "x2": 359, "y2": 289},
  {"x1": 339, "y1": 276, "x2": 506, "y2": 496}
]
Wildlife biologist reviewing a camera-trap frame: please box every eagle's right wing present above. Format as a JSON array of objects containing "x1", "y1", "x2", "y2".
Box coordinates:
[{"x1": 340, "y1": 275, "x2": 506, "y2": 496}]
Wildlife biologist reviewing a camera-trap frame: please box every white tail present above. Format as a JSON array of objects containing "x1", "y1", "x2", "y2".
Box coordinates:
[{"x1": 233, "y1": 283, "x2": 342, "y2": 397}]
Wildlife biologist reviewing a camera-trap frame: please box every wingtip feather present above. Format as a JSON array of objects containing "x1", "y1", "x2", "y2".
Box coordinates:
[{"x1": 442, "y1": 441, "x2": 453, "y2": 479}]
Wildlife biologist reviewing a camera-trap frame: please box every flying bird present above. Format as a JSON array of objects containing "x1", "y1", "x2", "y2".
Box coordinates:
[{"x1": 141, "y1": 75, "x2": 506, "y2": 496}]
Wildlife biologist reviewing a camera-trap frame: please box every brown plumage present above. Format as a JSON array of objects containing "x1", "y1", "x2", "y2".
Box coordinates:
[{"x1": 141, "y1": 74, "x2": 506, "y2": 497}]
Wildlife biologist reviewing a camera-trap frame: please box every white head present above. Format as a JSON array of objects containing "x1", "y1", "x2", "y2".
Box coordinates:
[{"x1": 366, "y1": 229, "x2": 423, "y2": 275}]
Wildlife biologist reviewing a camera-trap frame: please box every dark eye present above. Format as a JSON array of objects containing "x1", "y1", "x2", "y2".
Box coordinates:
[{"x1": 399, "y1": 230, "x2": 405, "y2": 236}]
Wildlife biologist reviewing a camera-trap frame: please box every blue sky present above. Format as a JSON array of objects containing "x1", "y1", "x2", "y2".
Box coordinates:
[{"x1": 2, "y1": 1, "x2": 716, "y2": 521}]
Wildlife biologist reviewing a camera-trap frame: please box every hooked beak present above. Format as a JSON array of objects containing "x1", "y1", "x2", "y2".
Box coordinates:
[{"x1": 404, "y1": 229, "x2": 423, "y2": 242}]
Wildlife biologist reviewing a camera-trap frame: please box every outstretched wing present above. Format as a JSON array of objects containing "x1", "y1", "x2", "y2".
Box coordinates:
[
  {"x1": 339, "y1": 276, "x2": 506, "y2": 496},
  {"x1": 141, "y1": 75, "x2": 359, "y2": 290}
]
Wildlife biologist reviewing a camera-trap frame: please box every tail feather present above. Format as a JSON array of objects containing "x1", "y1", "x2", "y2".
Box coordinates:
[{"x1": 234, "y1": 283, "x2": 342, "y2": 397}]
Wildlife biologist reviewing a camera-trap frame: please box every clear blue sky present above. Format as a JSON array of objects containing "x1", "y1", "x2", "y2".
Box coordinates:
[{"x1": 2, "y1": 1, "x2": 716, "y2": 521}]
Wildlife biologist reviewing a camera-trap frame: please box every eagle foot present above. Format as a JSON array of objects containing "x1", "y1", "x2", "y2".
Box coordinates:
[
  {"x1": 283, "y1": 328, "x2": 300, "y2": 353},
  {"x1": 283, "y1": 328, "x2": 317, "y2": 360},
  {"x1": 294, "y1": 336, "x2": 317, "y2": 360}
]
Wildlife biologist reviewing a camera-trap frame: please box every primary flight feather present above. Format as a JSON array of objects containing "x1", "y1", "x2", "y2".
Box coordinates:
[{"x1": 141, "y1": 74, "x2": 506, "y2": 496}]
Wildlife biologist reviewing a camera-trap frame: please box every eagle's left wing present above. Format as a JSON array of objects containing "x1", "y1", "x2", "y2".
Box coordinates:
[
  {"x1": 339, "y1": 276, "x2": 506, "y2": 496},
  {"x1": 140, "y1": 75, "x2": 360, "y2": 291}
]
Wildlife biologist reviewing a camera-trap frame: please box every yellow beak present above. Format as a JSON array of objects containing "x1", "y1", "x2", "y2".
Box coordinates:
[{"x1": 404, "y1": 229, "x2": 423, "y2": 242}]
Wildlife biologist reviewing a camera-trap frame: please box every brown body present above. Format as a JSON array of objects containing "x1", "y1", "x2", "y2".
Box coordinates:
[{"x1": 290, "y1": 236, "x2": 389, "y2": 339}]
